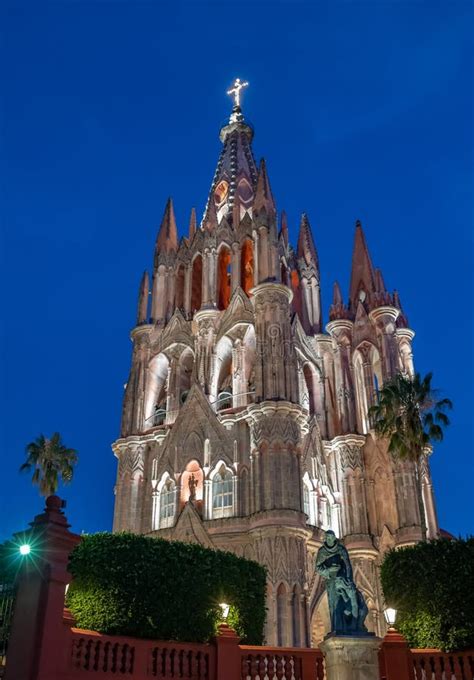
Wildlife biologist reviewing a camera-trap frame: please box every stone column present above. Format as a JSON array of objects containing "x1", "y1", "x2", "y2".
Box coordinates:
[
  {"x1": 231, "y1": 241, "x2": 240, "y2": 293},
  {"x1": 369, "y1": 307, "x2": 399, "y2": 380},
  {"x1": 232, "y1": 340, "x2": 247, "y2": 407},
  {"x1": 326, "y1": 320, "x2": 355, "y2": 434}
]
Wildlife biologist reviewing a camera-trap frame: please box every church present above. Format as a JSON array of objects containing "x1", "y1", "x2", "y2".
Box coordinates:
[{"x1": 112, "y1": 80, "x2": 439, "y2": 646}]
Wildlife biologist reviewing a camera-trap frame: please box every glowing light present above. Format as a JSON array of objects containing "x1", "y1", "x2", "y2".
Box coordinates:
[
  {"x1": 219, "y1": 602, "x2": 230, "y2": 620},
  {"x1": 384, "y1": 607, "x2": 397, "y2": 626},
  {"x1": 19, "y1": 544, "x2": 31, "y2": 556},
  {"x1": 227, "y1": 79, "x2": 248, "y2": 108}
]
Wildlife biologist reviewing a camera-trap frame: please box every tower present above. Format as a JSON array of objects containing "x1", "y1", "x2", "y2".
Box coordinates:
[{"x1": 112, "y1": 82, "x2": 439, "y2": 646}]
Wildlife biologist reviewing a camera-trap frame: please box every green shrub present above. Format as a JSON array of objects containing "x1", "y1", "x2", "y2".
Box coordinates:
[
  {"x1": 381, "y1": 537, "x2": 474, "y2": 651},
  {"x1": 66, "y1": 532, "x2": 266, "y2": 644}
]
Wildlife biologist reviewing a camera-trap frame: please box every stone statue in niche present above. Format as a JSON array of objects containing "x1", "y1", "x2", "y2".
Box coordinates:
[
  {"x1": 188, "y1": 473, "x2": 197, "y2": 502},
  {"x1": 315, "y1": 530, "x2": 369, "y2": 635}
]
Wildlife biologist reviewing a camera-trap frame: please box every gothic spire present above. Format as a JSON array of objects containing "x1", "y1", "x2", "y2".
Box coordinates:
[
  {"x1": 349, "y1": 220, "x2": 376, "y2": 311},
  {"x1": 201, "y1": 80, "x2": 258, "y2": 228},
  {"x1": 297, "y1": 214, "x2": 319, "y2": 271},
  {"x1": 155, "y1": 198, "x2": 178, "y2": 256},
  {"x1": 136, "y1": 270, "x2": 149, "y2": 325},
  {"x1": 188, "y1": 207, "x2": 197, "y2": 240},
  {"x1": 253, "y1": 158, "x2": 276, "y2": 218}
]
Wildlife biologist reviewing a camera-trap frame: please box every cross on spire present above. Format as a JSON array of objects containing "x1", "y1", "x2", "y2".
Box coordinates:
[{"x1": 227, "y1": 78, "x2": 248, "y2": 109}]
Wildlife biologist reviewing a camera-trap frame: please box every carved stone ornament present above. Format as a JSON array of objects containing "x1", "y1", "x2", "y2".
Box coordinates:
[
  {"x1": 252, "y1": 415, "x2": 301, "y2": 447},
  {"x1": 339, "y1": 444, "x2": 363, "y2": 471}
]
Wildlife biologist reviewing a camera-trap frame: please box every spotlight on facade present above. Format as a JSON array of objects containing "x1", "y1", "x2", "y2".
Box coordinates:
[
  {"x1": 19, "y1": 544, "x2": 31, "y2": 556},
  {"x1": 384, "y1": 607, "x2": 397, "y2": 627},
  {"x1": 219, "y1": 602, "x2": 230, "y2": 620}
]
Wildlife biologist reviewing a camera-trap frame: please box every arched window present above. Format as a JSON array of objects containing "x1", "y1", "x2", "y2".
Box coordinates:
[
  {"x1": 277, "y1": 583, "x2": 288, "y2": 647},
  {"x1": 212, "y1": 465, "x2": 234, "y2": 518},
  {"x1": 292, "y1": 586, "x2": 301, "y2": 647},
  {"x1": 159, "y1": 478, "x2": 176, "y2": 528},
  {"x1": 302, "y1": 475, "x2": 316, "y2": 525},
  {"x1": 175, "y1": 264, "x2": 185, "y2": 311},
  {"x1": 217, "y1": 246, "x2": 232, "y2": 310},
  {"x1": 191, "y1": 255, "x2": 202, "y2": 313},
  {"x1": 241, "y1": 239, "x2": 254, "y2": 295}
]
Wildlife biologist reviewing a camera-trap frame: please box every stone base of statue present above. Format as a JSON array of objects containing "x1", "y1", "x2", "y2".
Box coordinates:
[{"x1": 320, "y1": 634, "x2": 382, "y2": 680}]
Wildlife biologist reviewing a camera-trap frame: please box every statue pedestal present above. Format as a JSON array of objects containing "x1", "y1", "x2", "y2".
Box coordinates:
[{"x1": 320, "y1": 635, "x2": 382, "y2": 680}]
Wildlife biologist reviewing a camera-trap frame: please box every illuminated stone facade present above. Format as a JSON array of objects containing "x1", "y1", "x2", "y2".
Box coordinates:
[{"x1": 112, "y1": 95, "x2": 439, "y2": 646}]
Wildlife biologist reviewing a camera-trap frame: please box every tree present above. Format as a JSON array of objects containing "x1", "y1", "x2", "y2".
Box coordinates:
[
  {"x1": 381, "y1": 538, "x2": 474, "y2": 651},
  {"x1": 20, "y1": 432, "x2": 78, "y2": 496},
  {"x1": 368, "y1": 372, "x2": 452, "y2": 537}
]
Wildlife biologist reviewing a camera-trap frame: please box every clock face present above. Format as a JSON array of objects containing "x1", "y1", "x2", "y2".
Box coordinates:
[{"x1": 214, "y1": 180, "x2": 229, "y2": 206}]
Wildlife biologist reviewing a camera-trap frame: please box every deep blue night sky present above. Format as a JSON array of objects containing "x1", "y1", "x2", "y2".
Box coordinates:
[{"x1": 1, "y1": 1, "x2": 473, "y2": 540}]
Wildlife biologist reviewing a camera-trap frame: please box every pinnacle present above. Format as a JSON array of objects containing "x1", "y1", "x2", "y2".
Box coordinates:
[
  {"x1": 203, "y1": 194, "x2": 218, "y2": 232},
  {"x1": 188, "y1": 207, "x2": 197, "y2": 239},
  {"x1": 155, "y1": 197, "x2": 178, "y2": 254},
  {"x1": 333, "y1": 281, "x2": 343, "y2": 305},
  {"x1": 253, "y1": 157, "x2": 276, "y2": 216},
  {"x1": 297, "y1": 213, "x2": 319, "y2": 268},
  {"x1": 279, "y1": 210, "x2": 289, "y2": 246}
]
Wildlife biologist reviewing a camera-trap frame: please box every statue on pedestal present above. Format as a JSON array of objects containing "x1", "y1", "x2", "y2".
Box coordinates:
[{"x1": 315, "y1": 530, "x2": 369, "y2": 635}]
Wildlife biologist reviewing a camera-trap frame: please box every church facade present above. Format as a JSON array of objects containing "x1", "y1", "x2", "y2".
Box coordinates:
[{"x1": 112, "y1": 86, "x2": 439, "y2": 646}]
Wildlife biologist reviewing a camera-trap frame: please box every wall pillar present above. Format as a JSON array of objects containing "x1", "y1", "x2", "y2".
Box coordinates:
[{"x1": 5, "y1": 496, "x2": 81, "y2": 680}]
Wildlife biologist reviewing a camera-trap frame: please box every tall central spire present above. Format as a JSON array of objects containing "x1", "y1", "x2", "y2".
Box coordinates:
[{"x1": 201, "y1": 78, "x2": 258, "y2": 229}]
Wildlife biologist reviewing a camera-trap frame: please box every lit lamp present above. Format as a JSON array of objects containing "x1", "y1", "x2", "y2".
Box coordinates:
[
  {"x1": 219, "y1": 602, "x2": 230, "y2": 621},
  {"x1": 19, "y1": 544, "x2": 31, "y2": 556},
  {"x1": 384, "y1": 607, "x2": 397, "y2": 629}
]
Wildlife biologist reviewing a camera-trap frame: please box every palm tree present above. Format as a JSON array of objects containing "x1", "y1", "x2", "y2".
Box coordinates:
[
  {"x1": 20, "y1": 433, "x2": 78, "y2": 496},
  {"x1": 368, "y1": 372, "x2": 452, "y2": 538}
]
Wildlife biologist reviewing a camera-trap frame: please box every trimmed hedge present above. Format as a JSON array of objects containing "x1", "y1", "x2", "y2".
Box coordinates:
[
  {"x1": 66, "y1": 532, "x2": 266, "y2": 644},
  {"x1": 381, "y1": 537, "x2": 474, "y2": 651}
]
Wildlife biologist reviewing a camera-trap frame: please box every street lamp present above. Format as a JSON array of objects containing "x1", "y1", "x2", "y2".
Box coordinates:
[
  {"x1": 384, "y1": 607, "x2": 397, "y2": 628},
  {"x1": 19, "y1": 544, "x2": 31, "y2": 556},
  {"x1": 219, "y1": 602, "x2": 230, "y2": 620}
]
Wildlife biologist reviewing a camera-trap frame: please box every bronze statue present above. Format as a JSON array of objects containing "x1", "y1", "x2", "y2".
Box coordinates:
[
  {"x1": 315, "y1": 530, "x2": 369, "y2": 635},
  {"x1": 188, "y1": 473, "x2": 197, "y2": 502}
]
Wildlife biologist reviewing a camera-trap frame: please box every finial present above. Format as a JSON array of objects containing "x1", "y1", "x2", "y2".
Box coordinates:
[{"x1": 227, "y1": 78, "x2": 249, "y2": 109}]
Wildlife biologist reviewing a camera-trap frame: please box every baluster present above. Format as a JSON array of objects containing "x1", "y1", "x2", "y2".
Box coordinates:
[
  {"x1": 129, "y1": 646, "x2": 135, "y2": 674},
  {"x1": 452, "y1": 654, "x2": 463, "y2": 679},
  {"x1": 111, "y1": 643, "x2": 118, "y2": 673},
  {"x1": 258, "y1": 654, "x2": 266, "y2": 680},
  {"x1": 85, "y1": 640, "x2": 92, "y2": 670},
  {"x1": 93, "y1": 640, "x2": 101, "y2": 671},
  {"x1": 150, "y1": 648, "x2": 158, "y2": 677},
  {"x1": 432, "y1": 654, "x2": 443, "y2": 680},
  {"x1": 284, "y1": 655, "x2": 293, "y2": 680},
  {"x1": 316, "y1": 655, "x2": 325, "y2": 680},
  {"x1": 465, "y1": 653, "x2": 474, "y2": 679},
  {"x1": 412, "y1": 657, "x2": 421, "y2": 680},
  {"x1": 71, "y1": 639, "x2": 81, "y2": 669},
  {"x1": 275, "y1": 654, "x2": 284, "y2": 680},
  {"x1": 102, "y1": 641, "x2": 110, "y2": 672},
  {"x1": 164, "y1": 647, "x2": 172, "y2": 677},
  {"x1": 241, "y1": 654, "x2": 248, "y2": 680},
  {"x1": 191, "y1": 649, "x2": 199, "y2": 680},
  {"x1": 267, "y1": 654, "x2": 276, "y2": 680},
  {"x1": 249, "y1": 654, "x2": 258, "y2": 680}
]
